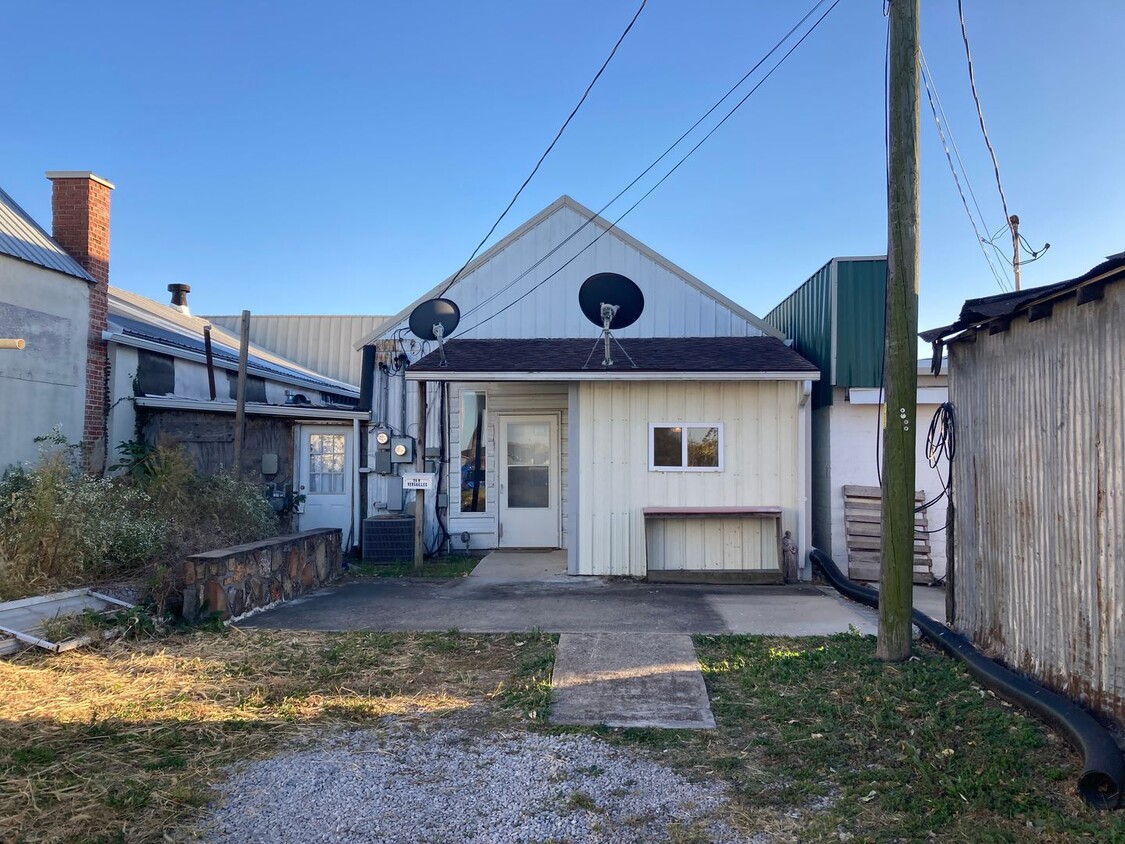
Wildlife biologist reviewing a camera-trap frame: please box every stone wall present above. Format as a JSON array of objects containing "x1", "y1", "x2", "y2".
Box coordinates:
[{"x1": 183, "y1": 529, "x2": 341, "y2": 621}]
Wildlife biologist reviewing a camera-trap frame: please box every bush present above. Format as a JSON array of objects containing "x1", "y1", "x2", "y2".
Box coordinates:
[
  {"x1": 0, "y1": 451, "x2": 167, "y2": 599},
  {"x1": 0, "y1": 439, "x2": 281, "y2": 605}
]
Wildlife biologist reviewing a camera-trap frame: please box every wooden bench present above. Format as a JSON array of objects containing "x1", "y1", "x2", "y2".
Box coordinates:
[
  {"x1": 643, "y1": 506, "x2": 785, "y2": 584},
  {"x1": 842, "y1": 485, "x2": 934, "y2": 584}
]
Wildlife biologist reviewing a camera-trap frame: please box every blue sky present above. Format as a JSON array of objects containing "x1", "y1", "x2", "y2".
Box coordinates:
[{"x1": 3, "y1": 1, "x2": 1122, "y2": 339}]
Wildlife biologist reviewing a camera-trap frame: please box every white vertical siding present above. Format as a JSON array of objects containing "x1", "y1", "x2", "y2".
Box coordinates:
[
  {"x1": 577, "y1": 381, "x2": 803, "y2": 576},
  {"x1": 950, "y1": 280, "x2": 1124, "y2": 721},
  {"x1": 376, "y1": 205, "x2": 769, "y2": 343}
]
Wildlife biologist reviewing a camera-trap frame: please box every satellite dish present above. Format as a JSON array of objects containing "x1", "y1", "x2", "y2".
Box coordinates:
[
  {"x1": 579, "y1": 273, "x2": 644, "y2": 330},
  {"x1": 408, "y1": 298, "x2": 460, "y2": 367},
  {"x1": 579, "y1": 273, "x2": 643, "y2": 368}
]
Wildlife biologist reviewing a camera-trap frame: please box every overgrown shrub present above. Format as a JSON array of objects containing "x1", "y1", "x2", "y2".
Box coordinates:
[
  {"x1": 0, "y1": 438, "x2": 280, "y2": 605},
  {"x1": 0, "y1": 450, "x2": 167, "y2": 599}
]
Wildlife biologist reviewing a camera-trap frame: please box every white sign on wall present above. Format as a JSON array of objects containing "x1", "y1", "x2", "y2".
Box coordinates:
[{"x1": 402, "y1": 473, "x2": 435, "y2": 490}]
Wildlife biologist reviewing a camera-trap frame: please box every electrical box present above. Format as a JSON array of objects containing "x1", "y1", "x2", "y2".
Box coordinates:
[
  {"x1": 260, "y1": 453, "x2": 279, "y2": 475},
  {"x1": 385, "y1": 475, "x2": 404, "y2": 511},
  {"x1": 374, "y1": 451, "x2": 392, "y2": 475},
  {"x1": 390, "y1": 436, "x2": 415, "y2": 464}
]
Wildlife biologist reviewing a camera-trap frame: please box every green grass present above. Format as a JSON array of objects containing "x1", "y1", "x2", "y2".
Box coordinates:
[
  {"x1": 348, "y1": 554, "x2": 480, "y2": 579},
  {"x1": 577, "y1": 632, "x2": 1125, "y2": 843}
]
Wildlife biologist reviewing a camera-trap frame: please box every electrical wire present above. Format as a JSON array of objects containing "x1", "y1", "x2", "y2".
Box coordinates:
[
  {"x1": 920, "y1": 51, "x2": 1011, "y2": 292},
  {"x1": 957, "y1": 0, "x2": 1010, "y2": 225},
  {"x1": 455, "y1": 0, "x2": 837, "y2": 325},
  {"x1": 437, "y1": 0, "x2": 648, "y2": 299},
  {"x1": 458, "y1": 0, "x2": 844, "y2": 335}
]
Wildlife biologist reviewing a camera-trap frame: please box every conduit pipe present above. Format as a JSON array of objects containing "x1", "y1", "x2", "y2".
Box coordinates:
[{"x1": 809, "y1": 547, "x2": 1123, "y2": 810}]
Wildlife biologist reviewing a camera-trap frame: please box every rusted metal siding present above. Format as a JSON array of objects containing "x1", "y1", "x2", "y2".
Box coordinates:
[{"x1": 950, "y1": 280, "x2": 1124, "y2": 721}]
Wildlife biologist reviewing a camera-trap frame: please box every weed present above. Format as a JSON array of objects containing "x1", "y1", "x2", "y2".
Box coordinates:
[{"x1": 566, "y1": 790, "x2": 598, "y2": 812}]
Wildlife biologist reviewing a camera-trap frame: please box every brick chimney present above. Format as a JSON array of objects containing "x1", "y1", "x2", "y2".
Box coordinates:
[{"x1": 46, "y1": 171, "x2": 115, "y2": 472}]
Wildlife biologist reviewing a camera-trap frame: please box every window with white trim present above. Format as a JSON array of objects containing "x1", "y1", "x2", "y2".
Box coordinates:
[{"x1": 648, "y1": 423, "x2": 723, "y2": 471}]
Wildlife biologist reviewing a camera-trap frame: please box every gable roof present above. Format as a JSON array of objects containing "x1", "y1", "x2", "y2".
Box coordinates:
[
  {"x1": 920, "y1": 250, "x2": 1125, "y2": 345},
  {"x1": 356, "y1": 195, "x2": 781, "y2": 348},
  {"x1": 108, "y1": 288, "x2": 360, "y2": 396},
  {"x1": 0, "y1": 185, "x2": 94, "y2": 282},
  {"x1": 406, "y1": 337, "x2": 819, "y2": 381}
]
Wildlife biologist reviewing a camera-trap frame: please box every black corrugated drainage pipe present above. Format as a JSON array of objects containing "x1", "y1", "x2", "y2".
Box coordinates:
[{"x1": 809, "y1": 547, "x2": 1123, "y2": 810}]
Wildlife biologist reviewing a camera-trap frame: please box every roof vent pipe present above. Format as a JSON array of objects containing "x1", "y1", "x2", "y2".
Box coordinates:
[{"x1": 168, "y1": 283, "x2": 191, "y2": 314}]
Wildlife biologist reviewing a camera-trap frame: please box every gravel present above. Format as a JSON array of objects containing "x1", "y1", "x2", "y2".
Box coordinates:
[{"x1": 198, "y1": 724, "x2": 749, "y2": 843}]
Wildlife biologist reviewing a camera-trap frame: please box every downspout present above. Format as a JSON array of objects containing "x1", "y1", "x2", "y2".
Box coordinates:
[
  {"x1": 357, "y1": 346, "x2": 376, "y2": 556},
  {"x1": 352, "y1": 417, "x2": 361, "y2": 555},
  {"x1": 796, "y1": 379, "x2": 813, "y2": 578},
  {"x1": 809, "y1": 548, "x2": 1124, "y2": 810}
]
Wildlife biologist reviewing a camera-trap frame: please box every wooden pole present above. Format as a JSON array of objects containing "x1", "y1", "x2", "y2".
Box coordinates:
[
  {"x1": 232, "y1": 310, "x2": 250, "y2": 477},
  {"x1": 414, "y1": 380, "x2": 427, "y2": 573},
  {"x1": 879, "y1": 0, "x2": 920, "y2": 662},
  {"x1": 1010, "y1": 214, "x2": 1021, "y2": 291}
]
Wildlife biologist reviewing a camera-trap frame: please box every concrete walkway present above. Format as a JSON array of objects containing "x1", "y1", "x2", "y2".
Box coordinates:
[{"x1": 551, "y1": 633, "x2": 715, "y2": 729}]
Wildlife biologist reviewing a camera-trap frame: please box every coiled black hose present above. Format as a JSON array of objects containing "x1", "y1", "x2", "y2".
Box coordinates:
[{"x1": 809, "y1": 547, "x2": 1123, "y2": 809}]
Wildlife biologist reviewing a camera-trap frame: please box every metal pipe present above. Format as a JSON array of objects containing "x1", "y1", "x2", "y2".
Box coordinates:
[{"x1": 809, "y1": 547, "x2": 1123, "y2": 809}]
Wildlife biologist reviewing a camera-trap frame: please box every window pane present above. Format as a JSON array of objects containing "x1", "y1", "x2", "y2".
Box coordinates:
[
  {"x1": 460, "y1": 392, "x2": 487, "y2": 512},
  {"x1": 508, "y1": 466, "x2": 549, "y2": 508},
  {"x1": 308, "y1": 434, "x2": 345, "y2": 494},
  {"x1": 687, "y1": 427, "x2": 719, "y2": 467},
  {"x1": 653, "y1": 427, "x2": 682, "y2": 467},
  {"x1": 506, "y1": 422, "x2": 550, "y2": 466}
]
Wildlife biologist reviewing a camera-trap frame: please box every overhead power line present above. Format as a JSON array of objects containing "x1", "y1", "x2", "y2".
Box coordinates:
[
  {"x1": 458, "y1": 0, "x2": 844, "y2": 335},
  {"x1": 920, "y1": 50, "x2": 1011, "y2": 292},
  {"x1": 437, "y1": 0, "x2": 649, "y2": 298},
  {"x1": 457, "y1": 0, "x2": 837, "y2": 325}
]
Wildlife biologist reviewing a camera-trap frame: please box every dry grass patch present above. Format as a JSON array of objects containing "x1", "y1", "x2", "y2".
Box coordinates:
[{"x1": 0, "y1": 628, "x2": 556, "y2": 843}]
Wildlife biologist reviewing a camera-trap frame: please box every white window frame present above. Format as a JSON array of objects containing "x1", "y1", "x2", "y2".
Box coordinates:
[{"x1": 648, "y1": 422, "x2": 724, "y2": 472}]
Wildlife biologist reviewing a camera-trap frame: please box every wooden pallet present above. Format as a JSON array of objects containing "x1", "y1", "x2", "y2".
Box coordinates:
[{"x1": 843, "y1": 484, "x2": 934, "y2": 584}]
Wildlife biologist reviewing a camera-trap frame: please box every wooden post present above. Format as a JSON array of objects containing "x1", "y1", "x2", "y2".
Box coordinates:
[
  {"x1": 232, "y1": 310, "x2": 250, "y2": 477},
  {"x1": 879, "y1": 0, "x2": 920, "y2": 662},
  {"x1": 414, "y1": 379, "x2": 427, "y2": 573},
  {"x1": 1010, "y1": 214, "x2": 1021, "y2": 291}
]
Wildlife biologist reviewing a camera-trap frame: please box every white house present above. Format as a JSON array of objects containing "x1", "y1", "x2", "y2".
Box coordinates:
[{"x1": 356, "y1": 196, "x2": 819, "y2": 580}]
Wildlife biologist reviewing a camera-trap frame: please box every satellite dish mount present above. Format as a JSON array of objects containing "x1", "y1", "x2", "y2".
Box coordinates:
[
  {"x1": 579, "y1": 273, "x2": 644, "y2": 368},
  {"x1": 408, "y1": 298, "x2": 461, "y2": 367}
]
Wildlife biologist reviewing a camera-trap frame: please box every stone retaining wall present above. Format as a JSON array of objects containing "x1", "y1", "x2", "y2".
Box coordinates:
[{"x1": 183, "y1": 529, "x2": 342, "y2": 621}]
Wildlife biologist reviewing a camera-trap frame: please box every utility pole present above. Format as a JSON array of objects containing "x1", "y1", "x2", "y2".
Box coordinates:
[
  {"x1": 879, "y1": 0, "x2": 920, "y2": 662},
  {"x1": 1010, "y1": 214, "x2": 1021, "y2": 291}
]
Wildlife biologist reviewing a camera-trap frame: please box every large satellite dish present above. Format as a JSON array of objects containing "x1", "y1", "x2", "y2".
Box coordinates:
[
  {"x1": 408, "y1": 297, "x2": 460, "y2": 366},
  {"x1": 579, "y1": 273, "x2": 643, "y2": 368},
  {"x1": 579, "y1": 273, "x2": 644, "y2": 330}
]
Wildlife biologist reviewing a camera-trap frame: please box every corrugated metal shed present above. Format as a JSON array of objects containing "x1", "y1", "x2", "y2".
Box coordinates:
[
  {"x1": 0, "y1": 186, "x2": 93, "y2": 282},
  {"x1": 205, "y1": 314, "x2": 388, "y2": 386},
  {"x1": 929, "y1": 255, "x2": 1125, "y2": 722}
]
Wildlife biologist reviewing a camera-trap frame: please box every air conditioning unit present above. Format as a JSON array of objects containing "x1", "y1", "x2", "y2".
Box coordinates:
[{"x1": 362, "y1": 516, "x2": 415, "y2": 563}]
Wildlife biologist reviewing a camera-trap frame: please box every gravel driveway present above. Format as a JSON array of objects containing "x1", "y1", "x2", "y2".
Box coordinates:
[{"x1": 198, "y1": 724, "x2": 749, "y2": 843}]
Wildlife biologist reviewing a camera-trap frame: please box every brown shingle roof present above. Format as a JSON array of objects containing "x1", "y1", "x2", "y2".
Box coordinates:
[{"x1": 410, "y1": 337, "x2": 818, "y2": 374}]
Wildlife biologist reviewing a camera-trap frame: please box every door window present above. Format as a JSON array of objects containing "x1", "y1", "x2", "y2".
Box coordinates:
[
  {"x1": 308, "y1": 433, "x2": 346, "y2": 493},
  {"x1": 505, "y1": 421, "x2": 550, "y2": 509}
]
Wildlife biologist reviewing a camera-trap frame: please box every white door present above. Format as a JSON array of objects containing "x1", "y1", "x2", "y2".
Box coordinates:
[
  {"x1": 297, "y1": 425, "x2": 354, "y2": 536},
  {"x1": 498, "y1": 415, "x2": 559, "y2": 548}
]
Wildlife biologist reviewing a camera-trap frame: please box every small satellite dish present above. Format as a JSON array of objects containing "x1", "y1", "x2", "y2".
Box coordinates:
[
  {"x1": 408, "y1": 298, "x2": 460, "y2": 366},
  {"x1": 579, "y1": 273, "x2": 644, "y2": 330},
  {"x1": 579, "y1": 273, "x2": 643, "y2": 368}
]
